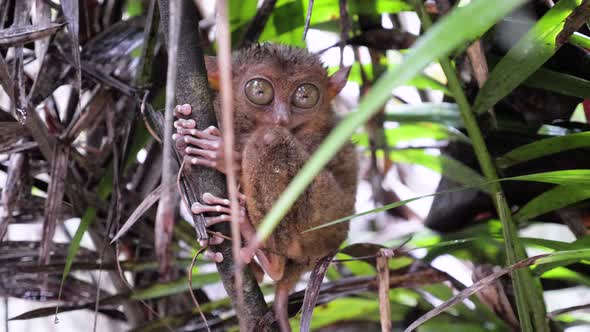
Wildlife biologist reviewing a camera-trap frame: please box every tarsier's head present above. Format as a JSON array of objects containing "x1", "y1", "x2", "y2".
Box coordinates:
[{"x1": 205, "y1": 44, "x2": 350, "y2": 131}]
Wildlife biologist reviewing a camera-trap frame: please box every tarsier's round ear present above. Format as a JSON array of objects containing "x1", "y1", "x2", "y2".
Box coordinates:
[
  {"x1": 204, "y1": 56, "x2": 220, "y2": 90},
  {"x1": 327, "y1": 66, "x2": 351, "y2": 99}
]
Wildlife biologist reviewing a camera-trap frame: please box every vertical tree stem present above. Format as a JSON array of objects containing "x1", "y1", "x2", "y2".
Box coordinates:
[
  {"x1": 156, "y1": 0, "x2": 272, "y2": 329},
  {"x1": 155, "y1": 0, "x2": 180, "y2": 279}
]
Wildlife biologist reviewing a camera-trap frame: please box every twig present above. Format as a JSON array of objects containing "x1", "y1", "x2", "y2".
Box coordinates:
[
  {"x1": 240, "y1": 0, "x2": 277, "y2": 47},
  {"x1": 302, "y1": 0, "x2": 314, "y2": 40},
  {"x1": 188, "y1": 248, "x2": 211, "y2": 332},
  {"x1": 216, "y1": 1, "x2": 246, "y2": 330},
  {"x1": 338, "y1": 0, "x2": 349, "y2": 68},
  {"x1": 377, "y1": 249, "x2": 392, "y2": 332},
  {"x1": 155, "y1": 0, "x2": 181, "y2": 279},
  {"x1": 466, "y1": 40, "x2": 489, "y2": 88}
]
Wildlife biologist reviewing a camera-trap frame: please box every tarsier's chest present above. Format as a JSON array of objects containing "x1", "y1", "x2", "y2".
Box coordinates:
[{"x1": 239, "y1": 127, "x2": 329, "y2": 258}]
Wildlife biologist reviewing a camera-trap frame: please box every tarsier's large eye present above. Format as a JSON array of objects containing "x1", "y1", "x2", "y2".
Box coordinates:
[
  {"x1": 292, "y1": 83, "x2": 320, "y2": 109},
  {"x1": 245, "y1": 78, "x2": 274, "y2": 105}
]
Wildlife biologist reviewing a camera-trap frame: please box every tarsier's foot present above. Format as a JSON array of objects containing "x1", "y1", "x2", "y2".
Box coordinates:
[
  {"x1": 173, "y1": 104, "x2": 241, "y2": 174},
  {"x1": 193, "y1": 192, "x2": 284, "y2": 281}
]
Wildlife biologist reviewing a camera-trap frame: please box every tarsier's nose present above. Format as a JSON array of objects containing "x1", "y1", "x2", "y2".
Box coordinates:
[{"x1": 271, "y1": 103, "x2": 291, "y2": 126}]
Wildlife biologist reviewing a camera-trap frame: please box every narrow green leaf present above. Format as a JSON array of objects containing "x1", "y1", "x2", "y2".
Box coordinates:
[
  {"x1": 514, "y1": 185, "x2": 590, "y2": 221},
  {"x1": 473, "y1": 0, "x2": 583, "y2": 115},
  {"x1": 385, "y1": 102, "x2": 463, "y2": 126},
  {"x1": 255, "y1": 0, "x2": 528, "y2": 241},
  {"x1": 524, "y1": 67, "x2": 590, "y2": 99},
  {"x1": 289, "y1": 297, "x2": 387, "y2": 331},
  {"x1": 497, "y1": 132, "x2": 590, "y2": 169},
  {"x1": 508, "y1": 169, "x2": 590, "y2": 186},
  {"x1": 130, "y1": 272, "x2": 219, "y2": 300},
  {"x1": 389, "y1": 149, "x2": 490, "y2": 192},
  {"x1": 353, "y1": 123, "x2": 468, "y2": 147},
  {"x1": 522, "y1": 237, "x2": 582, "y2": 252},
  {"x1": 58, "y1": 172, "x2": 112, "y2": 303},
  {"x1": 304, "y1": 0, "x2": 411, "y2": 30},
  {"x1": 229, "y1": 0, "x2": 257, "y2": 29},
  {"x1": 306, "y1": 169, "x2": 590, "y2": 232},
  {"x1": 536, "y1": 248, "x2": 590, "y2": 265},
  {"x1": 539, "y1": 266, "x2": 590, "y2": 287},
  {"x1": 259, "y1": 0, "x2": 306, "y2": 47},
  {"x1": 569, "y1": 31, "x2": 590, "y2": 49}
]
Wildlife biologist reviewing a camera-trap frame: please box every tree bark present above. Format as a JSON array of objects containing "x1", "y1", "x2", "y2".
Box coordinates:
[{"x1": 156, "y1": 0, "x2": 273, "y2": 330}]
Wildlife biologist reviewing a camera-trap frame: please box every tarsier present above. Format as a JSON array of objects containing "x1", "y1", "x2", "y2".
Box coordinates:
[{"x1": 173, "y1": 44, "x2": 357, "y2": 331}]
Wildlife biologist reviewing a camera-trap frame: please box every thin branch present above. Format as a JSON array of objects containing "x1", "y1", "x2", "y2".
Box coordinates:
[
  {"x1": 216, "y1": 1, "x2": 245, "y2": 330},
  {"x1": 466, "y1": 40, "x2": 489, "y2": 88},
  {"x1": 404, "y1": 255, "x2": 548, "y2": 332},
  {"x1": 377, "y1": 249, "x2": 392, "y2": 332},
  {"x1": 240, "y1": 0, "x2": 277, "y2": 47},
  {"x1": 155, "y1": 0, "x2": 181, "y2": 279},
  {"x1": 338, "y1": 0, "x2": 349, "y2": 68},
  {"x1": 302, "y1": 0, "x2": 314, "y2": 40},
  {"x1": 188, "y1": 248, "x2": 211, "y2": 332}
]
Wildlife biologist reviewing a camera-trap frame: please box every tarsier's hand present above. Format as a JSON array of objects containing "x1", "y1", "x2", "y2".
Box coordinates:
[
  {"x1": 192, "y1": 192, "x2": 256, "y2": 263},
  {"x1": 173, "y1": 104, "x2": 241, "y2": 174}
]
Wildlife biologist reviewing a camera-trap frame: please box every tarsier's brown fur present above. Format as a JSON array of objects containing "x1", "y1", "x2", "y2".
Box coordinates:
[{"x1": 177, "y1": 44, "x2": 357, "y2": 331}]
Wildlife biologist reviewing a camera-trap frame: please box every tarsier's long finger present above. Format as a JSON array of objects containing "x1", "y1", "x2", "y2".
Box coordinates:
[
  {"x1": 185, "y1": 147, "x2": 217, "y2": 160},
  {"x1": 183, "y1": 135, "x2": 220, "y2": 150},
  {"x1": 201, "y1": 193, "x2": 247, "y2": 223},
  {"x1": 191, "y1": 201, "x2": 231, "y2": 215},
  {"x1": 183, "y1": 155, "x2": 217, "y2": 169},
  {"x1": 193, "y1": 127, "x2": 222, "y2": 140},
  {"x1": 174, "y1": 126, "x2": 217, "y2": 140},
  {"x1": 174, "y1": 118, "x2": 196, "y2": 129},
  {"x1": 202, "y1": 192, "x2": 230, "y2": 206},
  {"x1": 204, "y1": 214, "x2": 232, "y2": 226}
]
